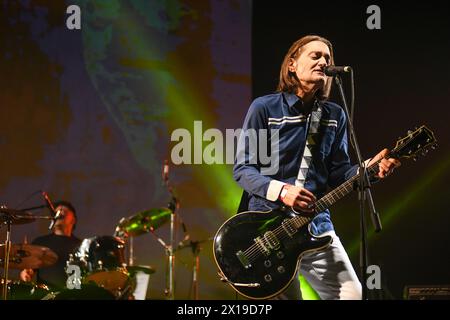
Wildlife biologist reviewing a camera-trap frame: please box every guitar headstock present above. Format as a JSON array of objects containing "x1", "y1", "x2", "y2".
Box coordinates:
[{"x1": 391, "y1": 125, "x2": 437, "y2": 161}]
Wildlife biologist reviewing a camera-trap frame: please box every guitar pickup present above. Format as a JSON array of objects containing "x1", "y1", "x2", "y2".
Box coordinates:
[
  {"x1": 254, "y1": 236, "x2": 270, "y2": 256},
  {"x1": 236, "y1": 250, "x2": 252, "y2": 269}
]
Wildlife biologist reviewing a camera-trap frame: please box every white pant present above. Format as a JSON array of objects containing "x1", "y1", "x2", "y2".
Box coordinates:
[{"x1": 276, "y1": 231, "x2": 362, "y2": 300}]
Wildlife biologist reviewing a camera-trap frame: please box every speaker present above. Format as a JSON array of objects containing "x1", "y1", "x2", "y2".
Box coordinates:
[{"x1": 404, "y1": 285, "x2": 450, "y2": 300}]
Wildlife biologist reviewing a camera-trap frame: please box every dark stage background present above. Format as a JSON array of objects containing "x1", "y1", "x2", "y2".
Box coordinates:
[{"x1": 1, "y1": 0, "x2": 449, "y2": 300}]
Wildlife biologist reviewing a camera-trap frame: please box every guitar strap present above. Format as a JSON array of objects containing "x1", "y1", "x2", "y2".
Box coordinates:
[{"x1": 295, "y1": 101, "x2": 322, "y2": 187}]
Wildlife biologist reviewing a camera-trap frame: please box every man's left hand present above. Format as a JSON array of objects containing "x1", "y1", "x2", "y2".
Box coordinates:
[{"x1": 368, "y1": 148, "x2": 401, "y2": 178}]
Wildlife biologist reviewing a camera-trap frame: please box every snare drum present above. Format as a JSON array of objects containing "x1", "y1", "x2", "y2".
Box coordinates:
[{"x1": 70, "y1": 236, "x2": 130, "y2": 296}]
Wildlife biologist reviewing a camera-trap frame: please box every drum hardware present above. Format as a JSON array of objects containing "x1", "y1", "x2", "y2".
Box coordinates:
[
  {"x1": 114, "y1": 207, "x2": 170, "y2": 299},
  {"x1": 163, "y1": 159, "x2": 179, "y2": 300},
  {"x1": 113, "y1": 159, "x2": 184, "y2": 299},
  {"x1": 49, "y1": 283, "x2": 116, "y2": 300},
  {"x1": 0, "y1": 243, "x2": 58, "y2": 270},
  {"x1": 1, "y1": 205, "x2": 53, "y2": 300},
  {"x1": 129, "y1": 236, "x2": 134, "y2": 266},
  {"x1": 114, "y1": 208, "x2": 172, "y2": 238},
  {"x1": 0, "y1": 279, "x2": 50, "y2": 300},
  {"x1": 113, "y1": 160, "x2": 213, "y2": 300},
  {"x1": 127, "y1": 265, "x2": 155, "y2": 275},
  {"x1": 114, "y1": 206, "x2": 171, "y2": 274},
  {"x1": 123, "y1": 265, "x2": 153, "y2": 300},
  {"x1": 68, "y1": 235, "x2": 132, "y2": 298},
  {"x1": 175, "y1": 237, "x2": 212, "y2": 300},
  {"x1": 145, "y1": 196, "x2": 180, "y2": 299}
]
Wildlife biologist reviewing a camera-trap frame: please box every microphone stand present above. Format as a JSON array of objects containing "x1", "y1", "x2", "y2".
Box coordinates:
[
  {"x1": 334, "y1": 72, "x2": 381, "y2": 300},
  {"x1": 163, "y1": 171, "x2": 179, "y2": 300}
]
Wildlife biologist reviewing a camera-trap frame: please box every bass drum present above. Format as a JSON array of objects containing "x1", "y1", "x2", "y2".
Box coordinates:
[
  {"x1": 69, "y1": 235, "x2": 130, "y2": 297},
  {"x1": 1, "y1": 280, "x2": 49, "y2": 300},
  {"x1": 51, "y1": 283, "x2": 115, "y2": 300}
]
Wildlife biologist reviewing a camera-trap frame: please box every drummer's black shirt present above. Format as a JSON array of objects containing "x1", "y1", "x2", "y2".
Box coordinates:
[{"x1": 32, "y1": 234, "x2": 81, "y2": 290}]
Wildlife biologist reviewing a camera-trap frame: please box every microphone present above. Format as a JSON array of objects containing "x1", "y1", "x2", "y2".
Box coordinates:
[
  {"x1": 42, "y1": 191, "x2": 60, "y2": 230},
  {"x1": 48, "y1": 208, "x2": 64, "y2": 230},
  {"x1": 323, "y1": 65, "x2": 352, "y2": 76}
]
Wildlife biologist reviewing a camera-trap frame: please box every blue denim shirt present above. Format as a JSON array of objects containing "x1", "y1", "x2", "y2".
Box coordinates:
[{"x1": 233, "y1": 92, "x2": 358, "y2": 235}]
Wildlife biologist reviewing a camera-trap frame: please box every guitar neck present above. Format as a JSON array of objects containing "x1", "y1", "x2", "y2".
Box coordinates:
[
  {"x1": 286, "y1": 125, "x2": 436, "y2": 233},
  {"x1": 288, "y1": 160, "x2": 383, "y2": 229},
  {"x1": 315, "y1": 159, "x2": 382, "y2": 213}
]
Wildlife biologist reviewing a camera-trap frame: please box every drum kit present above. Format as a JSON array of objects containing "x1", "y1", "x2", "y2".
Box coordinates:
[
  {"x1": 0, "y1": 242, "x2": 56, "y2": 300},
  {"x1": 0, "y1": 206, "x2": 173, "y2": 300},
  {"x1": 2, "y1": 163, "x2": 210, "y2": 300}
]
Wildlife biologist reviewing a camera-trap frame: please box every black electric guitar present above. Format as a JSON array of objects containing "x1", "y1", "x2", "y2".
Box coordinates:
[{"x1": 213, "y1": 125, "x2": 437, "y2": 299}]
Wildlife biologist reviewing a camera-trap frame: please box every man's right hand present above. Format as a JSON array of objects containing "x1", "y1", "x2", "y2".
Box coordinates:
[
  {"x1": 20, "y1": 268, "x2": 34, "y2": 282},
  {"x1": 279, "y1": 184, "x2": 316, "y2": 213}
]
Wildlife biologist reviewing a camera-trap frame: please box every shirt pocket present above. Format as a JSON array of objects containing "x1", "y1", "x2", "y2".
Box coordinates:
[{"x1": 317, "y1": 125, "x2": 337, "y2": 158}]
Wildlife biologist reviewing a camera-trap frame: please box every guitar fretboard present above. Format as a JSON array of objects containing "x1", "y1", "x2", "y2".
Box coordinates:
[
  {"x1": 316, "y1": 161, "x2": 381, "y2": 212},
  {"x1": 290, "y1": 159, "x2": 383, "y2": 228}
]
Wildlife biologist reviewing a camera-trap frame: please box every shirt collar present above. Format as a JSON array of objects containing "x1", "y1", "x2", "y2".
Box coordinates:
[
  {"x1": 282, "y1": 91, "x2": 301, "y2": 110},
  {"x1": 282, "y1": 92, "x2": 322, "y2": 115}
]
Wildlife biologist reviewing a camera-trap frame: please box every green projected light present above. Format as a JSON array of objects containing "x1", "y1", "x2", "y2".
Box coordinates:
[
  {"x1": 81, "y1": 1, "x2": 244, "y2": 217},
  {"x1": 348, "y1": 153, "x2": 450, "y2": 256},
  {"x1": 299, "y1": 274, "x2": 320, "y2": 300}
]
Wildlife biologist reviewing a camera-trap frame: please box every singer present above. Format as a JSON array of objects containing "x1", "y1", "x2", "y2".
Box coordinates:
[
  {"x1": 233, "y1": 35, "x2": 400, "y2": 299},
  {"x1": 20, "y1": 200, "x2": 81, "y2": 291}
]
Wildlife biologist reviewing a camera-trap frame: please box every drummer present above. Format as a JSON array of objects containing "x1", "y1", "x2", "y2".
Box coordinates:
[{"x1": 20, "y1": 201, "x2": 81, "y2": 291}]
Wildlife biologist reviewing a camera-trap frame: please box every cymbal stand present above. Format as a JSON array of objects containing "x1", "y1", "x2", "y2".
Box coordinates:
[
  {"x1": 128, "y1": 236, "x2": 134, "y2": 266},
  {"x1": 165, "y1": 195, "x2": 179, "y2": 300},
  {"x1": 191, "y1": 241, "x2": 201, "y2": 300},
  {"x1": 1, "y1": 206, "x2": 51, "y2": 300},
  {"x1": 1, "y1": 216, "x2": 12, "y2": 300},
  {"x1": 162, "y1": 160, "x2": 179, "y2": 300}
]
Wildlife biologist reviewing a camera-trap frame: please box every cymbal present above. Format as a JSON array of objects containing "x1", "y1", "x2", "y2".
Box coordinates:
[
  {"x1": 0, "y1": 208, "x2": 36, "y2": 225},
  {"x1": 115, "y1": 208, "x2": 172, "y2": 238},
  {"x1": 127, "y1": 265, "x2": 156, "y2": 275},
  {"x1": 0, "y1": 243, "x2": 58, "y2": 269}
]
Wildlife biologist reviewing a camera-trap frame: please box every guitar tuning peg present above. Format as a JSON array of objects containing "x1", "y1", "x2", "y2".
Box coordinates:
[
  {"x1": 413, "y1": 156, "x2": 418, "y2": 162},
  {"x1": 421, "y1": 149, "x2": 428, "y2": 156},
  {"x1": 431, "y1": 144, "x2": 438, "y2": 150}
]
